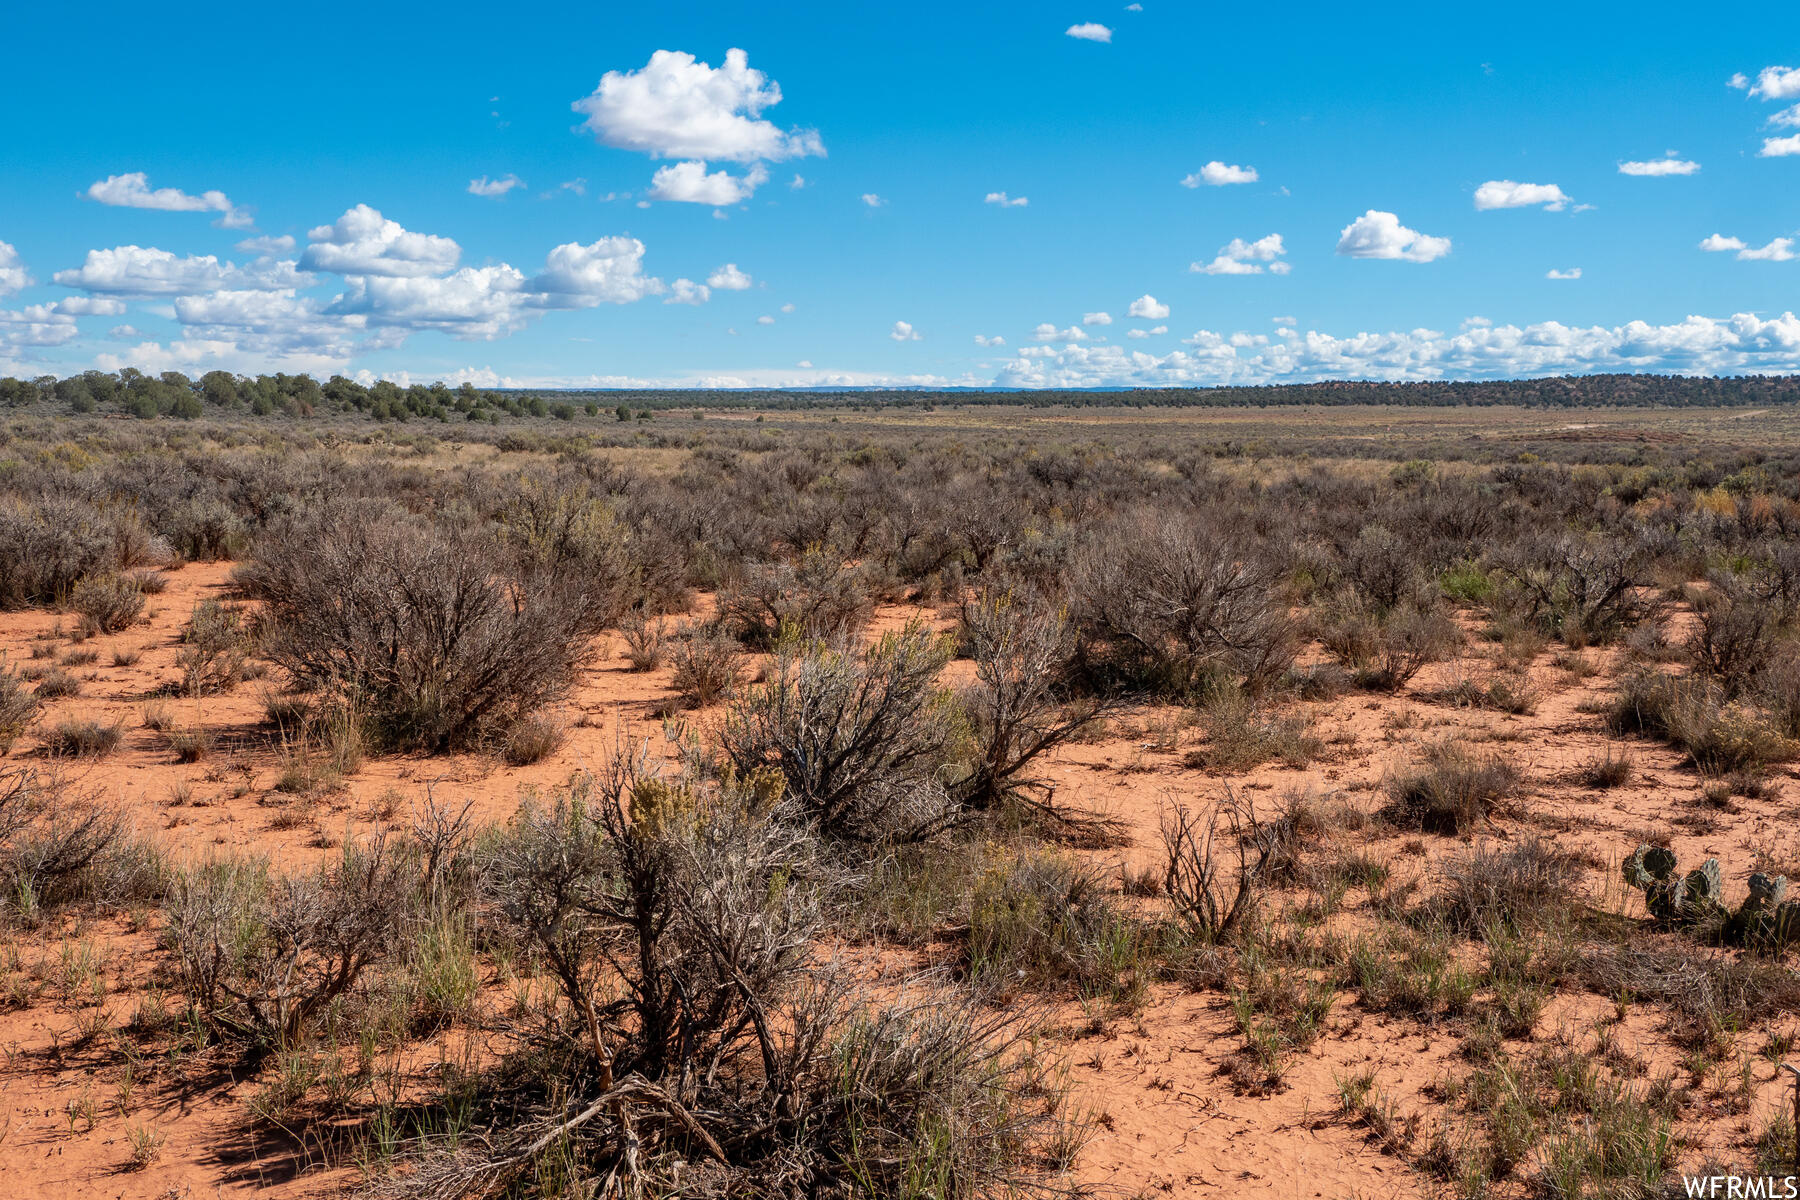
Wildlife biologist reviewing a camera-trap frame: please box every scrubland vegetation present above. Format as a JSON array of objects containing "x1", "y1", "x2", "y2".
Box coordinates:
[{"x1": 5, "y1": 398, "x2": 1800, "y2": 1197}]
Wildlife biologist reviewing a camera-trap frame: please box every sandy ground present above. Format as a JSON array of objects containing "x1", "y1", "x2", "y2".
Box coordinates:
[{"x1": 1, "y1": 561, "x2": 1796, "y2": 1197}]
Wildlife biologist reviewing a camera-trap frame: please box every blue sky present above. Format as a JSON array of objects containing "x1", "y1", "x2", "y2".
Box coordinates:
[{"x1": 2, "y1": 1, "x2": 1797, "y2": 388}]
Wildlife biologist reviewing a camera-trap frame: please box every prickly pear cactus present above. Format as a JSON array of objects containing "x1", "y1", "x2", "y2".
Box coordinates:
[
  {"x1": 1622, "y1": 844, "x2": 1676, "y2": 890},
  {"x1": 1624, "y1": 842, "x2": 1800, "y2": 951}
]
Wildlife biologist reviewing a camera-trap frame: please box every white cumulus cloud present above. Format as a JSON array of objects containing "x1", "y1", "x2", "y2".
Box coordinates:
[
  {"x1": 1335, "y1": 210, "x2": 1451, "y2": 262},
  {"x1": 974, "y1": 334, "x2": 1005, "y2": 347},
  {"x1": 1618, "y1": 157, "x2": 1700, "y2": 176},
  {"x1": 54, "y1": 246, "x2": 310, "y2": 296},
  {"x1": 0, "y1": 242, "x2": 30, "y2": 296},
  {"x1": 85, "y1": 172, "x2": 252, "y2": 229},
  {"x1": 1065, "y1": 23, "x2": 1112, "y2": 42},
  {"x1": 648, "y1": 160, "x2": 768, "y2": 205},
  {"x1": 1473, "y1": 180, "x2": 1572, "y2": 211},
  {"x1": 1083, "y1": 311, "x2": 1113, "y2": 325},
  {"x1": 666, "y1": 278, "x2": 711, "y2": 305},
  {"x1": 1546, "y1": 268, "x2": 1582, "y2": 280},
  {"x1": 1182, "y1": 161, "x2": 1258, "y2": 187},
  {"x1": 572, "y1": 48, "x2": 823, "y2": 164},
  {"x1": 1128, "y1": 294, "x2": 1169, "y2": 319},
  {"x1": 1193, "y1": 233, "x2": 1289, "y2": 276},
  {"x1": 1761, "y1": 135, "x2": 1800, "y2": 158},
  {"x1": 706, "y1": 263, "x2": 753, "y2": 289},
  {"x1": 890, "y1": 320, "x2": 921, "y2": 341},
  {"x1": 301, "y1": 205, "x2": 461, "y2": 277},
  {"x1": 861, "y1": 193, "x2": 886, "y2": 208},
  {"x1": 985, "y1": 191, "x2": 1028, "y2": 207},
  {"x1": 1701, "y1": 234, "x2": 1795, "y2": 262},
  {"x1": 1744, "y1": 65, "x2": 1800, "y2": 100},
  {"x1": 530, "y1": 237, "x2": 665, "y2": 306}
]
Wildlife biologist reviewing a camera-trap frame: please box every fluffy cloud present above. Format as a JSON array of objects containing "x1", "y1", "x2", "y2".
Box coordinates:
[
  {"x1": 1065, "y1": 23, "x2": 1112, "y2": 42},
  {"x1": 1473, "y1": 180, "x2": 1572, "y2": 211},
  {"x1": 85, "y1": 172, "x2": 252, "y2": 229},
  {"x1": 1032, "y1": 323, "x2": 1088, "y2": 342},
  {"x1": 572, "y1": 49, "x2": 823, "y2": 163},
  {"x1": 1546, "y1": 267, "x2": 1582, "y2": 280},
  {"x1": 530, "y1": 237, "x2": 665, "y2": 306},
  {"x1": 54, "y1": 246, "x2": 311, "y2": 296},
  {"x1": 648, "y1": 160, "x2": 767, "y2": 205},
  {"x1": 468, "y1": 174, "x2": 524, "y2": 197},
  {"x1": 666, "y1": 278, "x2": 711, "y2": 305},
  {"x1": 1618, "y1": 157, "x2": 1700, "y2": 176},
  {"x1": 1772, "y1": 105, "x2": 1800, "y2": 129},
  {"x1": 329, "y1": 266, "x2": 530, "y2": 339},
  {"x1": 1192, "y1": 233, "x2": 1289, "y2": 276},
  {"x1": 1128, "y1": 294, "x2": 1169, "y2": 319},
  {"x1": 1760, "y1": 135, "x2": 1800, "y2": 158},
  {"x1": 0, "y1": 304, "x2": 82, "y2": 348},
  {"x1": 706, "y1": 263, "x2": 753, "y2": 289},
  {"x1": 1181, "y1": 161, "x2": 1258, "y2": 187},
  {"x1": 1335, "y1": 210, "x2": 1451, "y2": 262},
  {"x1": 1740, "y1": 65, "x2": 1800, "y2": 100},
  {"x1": 890, "y1": 320, "x2": 921, "y2": 341},
  {"x1": 974, "y1": 334, "x2": 1005, "y2": 347},
  {"x1": 1125, "y1": 326, "x2": 1167, "y2": 339},
  {"x1": 861, "y1": 193, "x2": 886, "y2": 208},
  {"x1": 985, "y1": 191, "x2": 1028, "y2": 207},
  {"x1": 1082, "y1": 311, "x2": 1112, "y2": 326},
  {"x1": 756, "y1": 314, "x2": 775, "y2": 325},
  {"x1": 1701, "y1": 234, "x2": 1796, "y2": 262},
  {"x1": 301, "y1": 205, "x2": 460, "y2": 277},
  {"x1": 0, "y1": 241, "x2": 30, "y2": 296},
  {"x1": 994, "y1": 311, "x2": 1800, "y2": 387}
]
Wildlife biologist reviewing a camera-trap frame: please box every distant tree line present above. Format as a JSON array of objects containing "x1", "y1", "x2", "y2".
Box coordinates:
[{"x1": 1, "y1": 368, "x2": 1798, "y2": 420}]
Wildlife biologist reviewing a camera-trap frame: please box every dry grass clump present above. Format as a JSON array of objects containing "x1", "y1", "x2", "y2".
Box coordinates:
[
  {"x1": 619, "y1": 611, "x2": 666, "y2": 671},
  {"x1": 1185, "y1": 685, "x2": 1321, "y2": 773},
  {"x1": 1424, "y1": 838, "x2": 1581, "y2": 935},
  {"x1": 0, "y1": 765, "x2": 164, "y2": 919},
  {"x1": 1580, "y1": 745, "x2": 1634, "y2": 789},
  {"x1": 43, "y1": 716, "x2": 126, "y2": 758},
  {"x1": 717, "y1": 546, "x2": 873, "y2": 648},
  {"x1": 666, "y1": 625, "x2": 743, "y2": 708},
  {"x1": 966, "y1": 849, "x2": 1140, "y2": 1000},
  {"x1": 500, "y1": 712, "x2": 564, "y2": 766},
  {"x1": 0, "y1": 664, "x2": 43, "y2": 754},
  {"x1": 32, "y1": 669, "x2": 82, "y2": 699},
  {"x1": 166, "y1": 725, "x2": 214, "y2": 763},
  {"x1": 1318, "y1": 598, "x2": 1460, "y2": 692},
  {"x1": 177, "y1": 599, "x2": 254, "y2": 695},
  {"x1": 1382, "y1": 739, "x2": 1524, "y2": 834}
]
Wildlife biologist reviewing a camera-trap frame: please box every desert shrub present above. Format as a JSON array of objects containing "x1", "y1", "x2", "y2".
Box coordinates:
[
  {"x1": 69, "y1": 572, "x2": 144, "y2": 634},
  {"x1": 619, "y1": 611, "x2": 666, "y2": 671},
  {"x1": 1608, "y1": 669, "x2": 1794, "y2": 775},
  {"x1": 1497, "y1": 531, "x2": 1660, "y2": 644},
  {"x1": 666, "y1": 625, "x2": 743, "y2": 707},
  {"x1": 0, "y1": 498, "x2": 128, "y2": 609},
  {"x1": 177, "y1": 600, "x2": 253, "y2": 695},
  {"x1": 1341, "y1": 525, "x2": 1435, "y2": 610},
  {"x1": 1382, "y1": 740, "x2": 1524, "y2": 834},
  {"x1": 1072, "y1": 513, "x2": 1297, "y2": 698},
  {"x1": 43, "y1": 716, "x2": 125, "y2": 757},
  {"x1": 718, "y1": 546, "x2": 873, "y2": 648},
  {"x1": 722, "y1": 623, "x2": 959, "y2": 841},
  {"x1": 500, "y1": 713, "x2": 563, "y2": 766},
  {"x1": 1688, "y1": 583, "x2": 1781, "y2": 698},
  {"x1": 166, "y1": 835, "x2": 409, "y2": 1050},
  {"x1": 951, "y1": 588, "x2": 1111, "y2": 815},
  {"x1": 241, "y1": 503, "x2": 619, "y2": 752},
  {"x1": 0, "y1": 663, "x2": 39, "y2": 754},
  {"x1": 166, "y1": 725, "x2": 213, "y2": 763},
  {"x1": 1318, "y1": 597, "x2": 1461, "y2": 691},
  {"x1": 0, "y1": 766, "x2": 164, "y2": 918},
  {"x1": 1424, "y1": 838, "x2": 1580, "y2": 935},
  {"x1": 967, "y1": 849, "x2": 1140, "y2": 998}
]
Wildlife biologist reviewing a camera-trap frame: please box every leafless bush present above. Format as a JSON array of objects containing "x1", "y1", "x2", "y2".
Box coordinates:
[
  {"x1": 241, "y1": 503, "x2": 616, "y2": 752},
  {"x1": 1073, "y1": 513, "x2": 1297, "y2": 698},
  {"x1": 69, "y1": 572, "x2": 144, "y2": 634},
  {"x1": 723, "y1": 623, "x2": 958, "y2": 841},
  {"x1": 718, "y1": 546, "x2": 873, "y2": 648},
  {"x1": 167, "y1": 834, "x2": 409, "y2": 1049},
  {"x1": 1689, "y1": 581, "x2": 1780, "y2": 698},
  {"x1": 1186, "y1": 685, "x2": 1321, "y2": 772},
  {"x1": 0, "y1": 498, "x2": 133, "y2": 609},
  {"x1": 952, "y1": 588, "x2": 1112, "y2": 815},
  {"x1": 1160, "y1": 791, "x2": 1279, "y2": 942},
  {"x1": 1498, "y1": 531, "x2": 1660, "y2": 644},
  {"x1": 501, "y1": 713, "x2": 564, "y2": 765}
]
